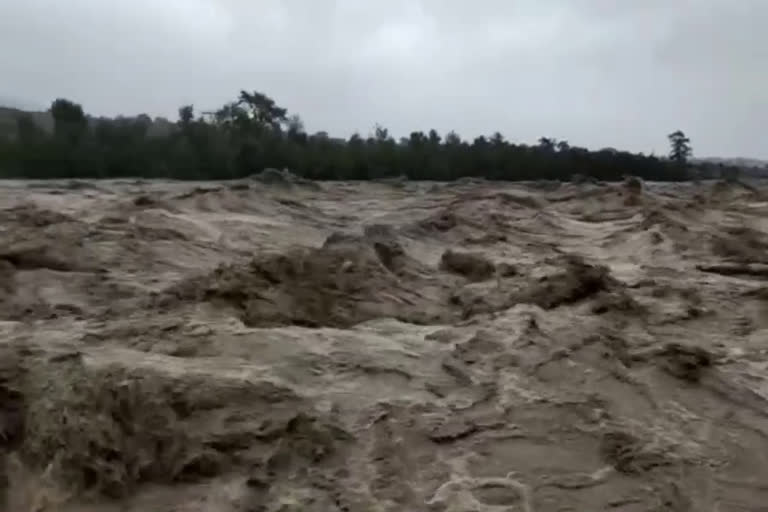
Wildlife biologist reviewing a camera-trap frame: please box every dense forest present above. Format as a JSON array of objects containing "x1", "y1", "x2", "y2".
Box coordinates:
[{"x1": 0, "y1": 90, "x2": 706, "y2": 181}]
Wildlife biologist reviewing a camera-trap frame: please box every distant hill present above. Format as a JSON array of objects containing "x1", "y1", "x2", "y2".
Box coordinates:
[
  {"x1": 0, "y1": 106, "x2": 54, "y2": 140},
  {"x1": 694, "y1": 157, "x2": 768, "y2": 178},
  {"x1": 0, "y1": 96, "x2": 43, "y2": 111},
  {"x1": 695, "y1": 157, "x2": 768, "y2": 168},
  {"x1": 0, "y1": 105, "x2": 175, "y2": 140}
]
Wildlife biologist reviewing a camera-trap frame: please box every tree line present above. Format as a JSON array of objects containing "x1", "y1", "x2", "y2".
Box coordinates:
[{"x1": 0, "y1": 90, "x2": 702, "y2": 181}]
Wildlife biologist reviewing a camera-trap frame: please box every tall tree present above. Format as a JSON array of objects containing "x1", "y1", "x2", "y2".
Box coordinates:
[
  {"x1": 287, "y1": 114, "x2": 304, "y2": 135},
  {"x1": 538, "y1": 137, "x2": 556, "y2": 152},
  {"x1": 668, "y1": 130, "x2": 692, "y2": 165},
  {"x1": 237, "y1": 90, "x2": 287, "y2": 131},
  {"x1": 178, "y1": 105, "x2": 194, "y2": 127},
  {"x1": 444, "y1": 131, "x2": 462, "y2": 146},
  {"x1": 374, "y1": 124, "x2": 391, "y2": 142},
  {"x1": 50, "y1": 98, "x2": 87, "y2": 143}
]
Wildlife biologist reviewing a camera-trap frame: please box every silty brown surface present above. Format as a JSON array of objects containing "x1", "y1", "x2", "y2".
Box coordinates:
[{"x1": 1, "y1": 177, "x2": 768, "y2": 511}]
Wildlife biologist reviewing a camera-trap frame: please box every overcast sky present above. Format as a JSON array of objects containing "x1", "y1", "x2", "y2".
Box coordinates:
[{"x1": 1, "y1": 0, "x2": 766, "y2": 158}]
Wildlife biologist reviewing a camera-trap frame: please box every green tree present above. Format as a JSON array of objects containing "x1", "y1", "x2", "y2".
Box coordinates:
[
  {"x1": 287, "y1": 114, "x2": 306, "y2": 141},
  {"x1": 444, "y1": 131, "x2": 461, "y2": 146},
  {"x1": 538, "y1": 137, "x2": 556, "y2": 152},
  {"x1": 15, "y1": 114, "x2": 45, "y2": 145},
  {"x1": 50, "y1": 98, "x2": 87, "y2": 144},
  {"x1": 237, "y1": 90, "x2": 287, "y2": 131},
  {"x1": 0, "y1": 87, "x2": 738, "y2": 183},
  {"x1": 427, "y1": 129, "x2": 441, "y2": 145},
  {"x1": 178, "y1": 105, "x2": 194, "y2": 127},
  {"x1": 374, "y1": 124, "x2": 391, "y2": 142},
  {"x1": 668, "y1": 130, "x2": 692, "y2": 164}
]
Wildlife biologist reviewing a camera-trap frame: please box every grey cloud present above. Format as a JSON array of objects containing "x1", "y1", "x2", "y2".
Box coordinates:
[{"x1": 1, "y1": 0, "x2": 766, "y2": 158}]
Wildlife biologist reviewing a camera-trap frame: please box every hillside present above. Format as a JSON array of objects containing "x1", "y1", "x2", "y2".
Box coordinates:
[
  {"x1": 0, "y1": 106, "x2": 174, "y2": 140},
  {"x1": 0, "y1": 107, "x2": 53, "y2": 139},
  {"x1": 695, "y1": 157, "x2": 768, "y2": 178},
  {"x1": 696, "y1": 156, "x2": 768, "y2": 168}
]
